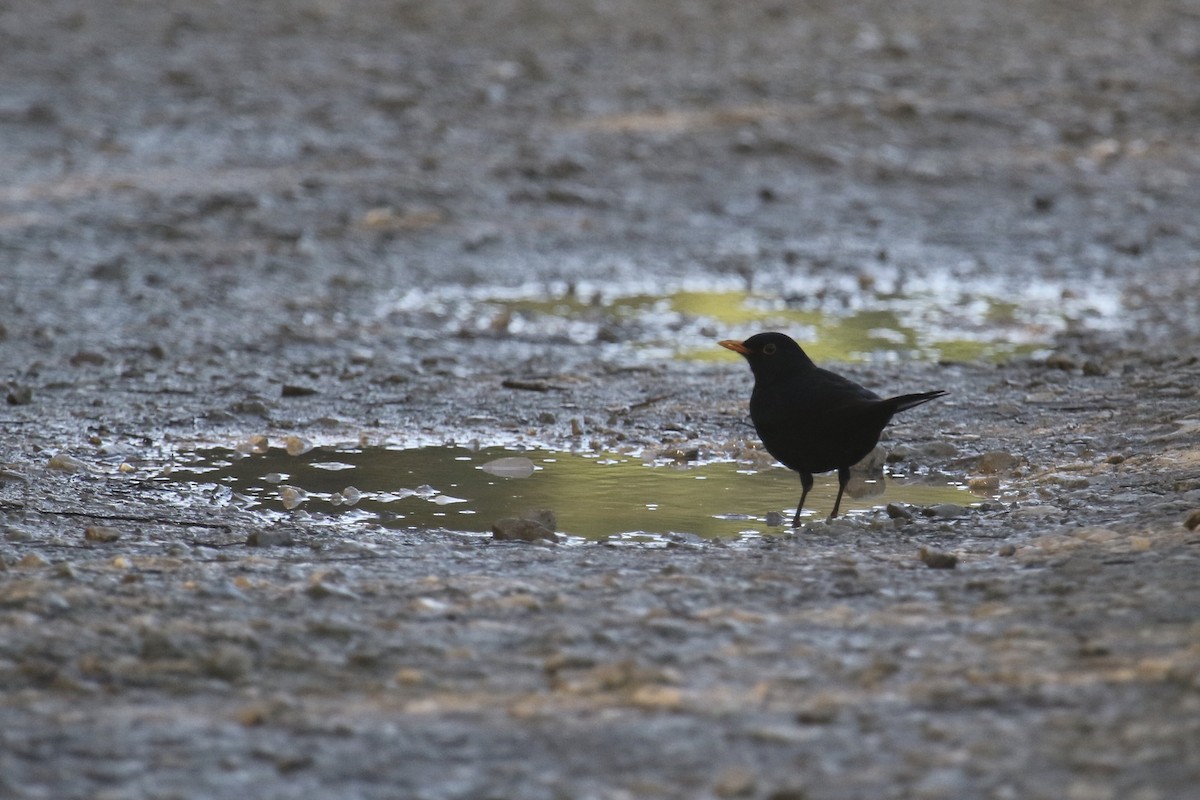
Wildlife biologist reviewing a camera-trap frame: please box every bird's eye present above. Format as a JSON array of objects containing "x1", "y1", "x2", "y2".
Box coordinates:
[{"x1": 762, "y1": 343, "x2": 777, "y2": 355}]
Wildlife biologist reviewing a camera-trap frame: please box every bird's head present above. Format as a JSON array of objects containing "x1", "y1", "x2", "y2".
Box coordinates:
[{"x1": 719, "y1": 332, "x2": 815, "y2": 377}]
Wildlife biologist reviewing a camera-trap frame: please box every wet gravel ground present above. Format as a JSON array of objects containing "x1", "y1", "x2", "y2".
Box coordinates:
[{"x1": 3, "y1": 1, "x2": 1200, "y2": 798}]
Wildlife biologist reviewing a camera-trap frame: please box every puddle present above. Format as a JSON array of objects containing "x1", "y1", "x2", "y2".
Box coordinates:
[
  {"x1": 391, "y1": 271, "x2": 1126, "y2": 364},
  {"x1": 168, "y1": 445, "x2": 983, "y2": 543}
]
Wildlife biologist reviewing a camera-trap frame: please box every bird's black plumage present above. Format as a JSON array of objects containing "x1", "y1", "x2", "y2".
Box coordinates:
[{"x1": 720, "y1": 332, "x2": 946, "y2": 524}]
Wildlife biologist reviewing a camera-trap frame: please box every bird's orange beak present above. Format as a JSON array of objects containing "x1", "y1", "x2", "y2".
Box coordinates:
[{"x1": 719, "y1": 339, "x2": 750, "y2": 355}]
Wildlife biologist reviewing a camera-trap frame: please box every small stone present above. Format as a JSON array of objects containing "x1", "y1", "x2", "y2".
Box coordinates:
[
  {"x1": 69, "y1": 350, "x2": 107, "y2": 367},
  {"x1": 42, "y1": 593, "x2": 70, "y2": 613},
  {"x1": 4, "y1": 526, "x2": 33, "y2": 542},
  {"x1": 235, "y1": 435, "x2": 270, "y2": 455},
  {"x1": 47, "y1": 453, "x2": 87, "y2": 473},
  {"x1": 285, "y1": 435, "x2": 314, "y2": 456},
  {"x1": 854, "y1": 445, "x2": 887, "y2": 471},
  {"x1": 885, "y1": 503, "x2": 914, "y2": 521},
  {"x1": 764, "y1": 511, "x2": 786, "y2": 526},
  {"x1": 967, "y1": 475, "x2": 1000, "y2": 494},
  {"x1": 1105, "y1": 454, "x2": 1126, "y2": 465},
  {"x1": 278, "y1": 485, "x2": 307, "y2": 510},
  {"x1": 281, "y1": 384, "x2": 318, "y2": 397},
  {"x1": 1184, "y1": 510, "x2": 1200, "y2": 532},
  {"x1": 1043, "y1": 472, "x2": 1090, "y2": 489},
  {"x1": 16, "y1": 553, "x2": 50, "y2": 569},
  {"x1": 481, "y1": 456, "x2": 537, "y2": 478},
  {"x1": 765, "y1": 788, "x2": 808, "y2": 800},
  {"x1": 305, "y1": 580, "x2": 360, "y2": 600},
  {"x1": 339, "y1": 486, "x2": 362, "y2": 506},
  {"x1": 6, "y1": 385, "x2": 32, "y2": 405},
  {"x1": 393, "y1": 667, "x2": 424, "y2": 685},
  {"x1": 1044, "y1": 353, "x2": 1077, "y2": 371},
  {"x1": 202, "y1": 644, "x2": 254, "y2": 681},
  {"x1": 919, "y1": 547, "x2": 958, "y2": 569},
  {"x1": 715, "y1": 766, "x2": 758, "y2": 798},
  {"x1": 84, "y1": 525, "x2": 121, "y2": 543},
  {"x1": 794, "y1": 696, "x2": 840, "y2": 724},
  {"x1": 492, "y1": 517, "x2": 559, "y2": 543},
  {"x1": 246, "y1": 529, "x2": 294, "y2": 547},
  {"x1": 1013, "y1": 504, "x2": 1059, "y2": 518},
  {"x1": 997, "y1": 544, "x2": 1017, "y2": 557},
  {"x1": 921, "y1": 441, "x2": 960, "y2": 458},
  {"x1": 977, "y1": 450, "x2": 1019, "y2": 474},
  {"x1": 55, "y1": 561, "x2": 79, "y2": 579},
  {"x1": 522, "y1": 508, "x2": 557, "y2": 532},
  {"x1": 924, "y1": 503, "x2": 967, "y2": 519}
]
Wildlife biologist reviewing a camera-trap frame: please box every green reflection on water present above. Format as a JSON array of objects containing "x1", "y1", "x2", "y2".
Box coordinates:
[
  {"x1": 488, "y1": 288, "x2": 1043, "y2": 363},
  {"x1": 171, "y1": 446, "x2": 977, "y2": 541}
]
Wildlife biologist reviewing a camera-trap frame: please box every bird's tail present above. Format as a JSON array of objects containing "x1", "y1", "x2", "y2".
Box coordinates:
[{"x1": 889, "y1": 390, "x2": 948, "y2": 413}]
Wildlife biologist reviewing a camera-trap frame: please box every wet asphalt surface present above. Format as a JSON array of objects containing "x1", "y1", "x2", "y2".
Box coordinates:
[{"x1": 3, "y1": 1, "x2": 1200, "y2": 798}]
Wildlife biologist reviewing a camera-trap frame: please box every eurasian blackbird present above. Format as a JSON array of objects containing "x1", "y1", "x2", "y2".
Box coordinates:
[{"x1": 720, "y1": 332, "x2": 946, "y2": 524}]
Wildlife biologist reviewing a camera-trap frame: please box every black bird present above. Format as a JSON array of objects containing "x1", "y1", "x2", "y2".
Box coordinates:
[{"x1": 720, "y1": 332, "x2": 946, "y2": 524}]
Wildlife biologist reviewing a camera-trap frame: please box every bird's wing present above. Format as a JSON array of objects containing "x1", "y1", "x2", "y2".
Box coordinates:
[{"x1": 806, "y1": 367, "x2": 882, "y2": 405}]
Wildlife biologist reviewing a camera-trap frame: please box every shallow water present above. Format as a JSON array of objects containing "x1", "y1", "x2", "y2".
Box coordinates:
[
  {"x1": 169, "y1": 445, "x2": 982, "y2": 542},
  {"x1": 391, "y1": 271, "x2": 1126, "y2": 365}
]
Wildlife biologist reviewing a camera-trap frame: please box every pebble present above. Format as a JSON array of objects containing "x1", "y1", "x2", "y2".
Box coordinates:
[
  {"x1": 285, "y1": 435, "x2": 314, "y2": 456},
  {"x1": 977, "y1": 450, "x2": 1019, "y2": 474},
  {"x1": 714, "y1": 766, "x2": 758, "y2": 798},
  {"x1": 524, "y1": 508, "x2": 557, "y2": 531},
  {"x1": 235, "y1": 435, "x2": 270, "y2": 455},
  {"x1": 924, "y1": 503, "x2": 967, "y2": 519},
  {"x1": 393, "y1": 667, "x2": 425, "y2": 685},
  {"x1": 47, "y1": 453, "x2": 87, "y2": 473},
  {"x1": 1184, "y1": 509, "x2": 1200, "y2": 532},
  {"x1": 1012, "y1": 504, "x2": 1059, "y2": 518},
  {"x1": 5, "y1": 526, "x2": 33, "y2": 542},
  {"x1": 84, "y1": 525, "x2": 122, "y2": 543},
  {"x1": 1042, "y1": 472, "x2": 1090, "y2": 489},
  {"x1": 997, "y1": 544, "x2": 1018, "y2": 557},
  {"x1": 305, "y1": 580, "x2": 360, "y2": 600},
  {"x1": 16, "y1": 552, "x2": 50, "y2": 569},
  {"x1": 967, "y1": 475, "x2": 1000, "y2": 493},
  {"x1": 492, "y1": 517, "x2": 559, "y2": 544},
  {"x1": 279, "y1": 485, "x2": 307, "y2": 510},
  {"x1": 281, "y1": 384, "x2": 317, "y2": 397},
  {"x1": 6, "y1": 384, "x2": 32, "y2": 405},
  {"x1": 856, "y1": 445, "x2": 888, "y2": 470},
  {"x1": 246, "y1": 529, "x2": 294, "y2": 547},
  {"x1": 42, "y1": 593, "x2": 70, "y2": 613},
  {"x1": 919, "y1": 548, "x2": 958, "y2": 569},
  {"x1": 921, "y1": 441, "x2": 960, "y2": 458},
  {"x1": 886, "y1": 503, "x2": 914, "y2": 521},
  {"x1": 481, "y1": 456, "x2": 537, "y2": 478},
  {"x1": 202, "y1": 643, "x2": 254, "y2": 681},
  {"x1": 1044, "y1": 353, "x2": 1077, "y2": 371},
  {"x1": 764, "y1": 511, "x2": 787, "y2": 526}
]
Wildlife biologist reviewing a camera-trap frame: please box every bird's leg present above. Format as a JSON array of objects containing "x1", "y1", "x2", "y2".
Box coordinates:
[
  {"x1": 829, "y1": 466, "x2": 851, "y2": 519},
  {"x1": 792, "y1": 472, "x2": 814, "y2": 527}
]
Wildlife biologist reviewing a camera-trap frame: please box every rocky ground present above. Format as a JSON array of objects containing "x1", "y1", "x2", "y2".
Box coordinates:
[{"x1": 2, "y1": 1, "x2": 1200, "y2": 798}]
